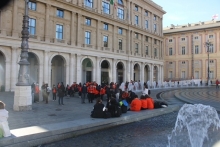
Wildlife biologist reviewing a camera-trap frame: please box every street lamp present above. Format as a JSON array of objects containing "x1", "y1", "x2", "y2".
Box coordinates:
[
  {"x1": 14, "y1": 0, "x2": 32, "y2": 111},
  {"x1": 205, "y1": 40, "x2": 211, "y2": 86}
]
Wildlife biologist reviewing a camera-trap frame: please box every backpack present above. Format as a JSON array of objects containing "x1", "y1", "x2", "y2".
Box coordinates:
[{"x1": 114, "y1": 105, "x2": 122, "y2": 117}]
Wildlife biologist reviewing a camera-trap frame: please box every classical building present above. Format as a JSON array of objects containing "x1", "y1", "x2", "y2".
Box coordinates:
[
  {"x1": 163, "y1": 20, "x2": 220, "y2": 82},
  {"x1": 0, "y1": 0, "x2": 165, "y2": 91}
]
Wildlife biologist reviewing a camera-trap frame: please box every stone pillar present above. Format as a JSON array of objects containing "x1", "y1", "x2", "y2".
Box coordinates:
[
  {"x1": 76, "y1": 54, "x2": 82, "y2": 83},
  {"x1": 141, "y1": 34, "x2": 144, "y2": 56},
  {"x1": 141, "y1": 62, "x2": 144, "y2": 82},
  {"x1": 45, "y1": 4, "x2": 50, "y2": 42},
  {"x1": 97, "y1": 0, "x2": 101, "y2": 13},
  {"x1": 130, "y1": 2, "x2": 133, "y2": 25},
  {"x1": 151, "y1": 37, "x2": 154, "y2": 57},
  {"x1": 10, "y1": 47, "x2": 17, "y2": 91},
  {"x1": 127, "y1": 0, "x2": 130, "y2": 23},
  {"x1": 43, "y1": 51, "x2": 49, "y2": 83},
  {"x1": 76, "y1": 14, "x2": 82, "y2": 47},
  {"x1": 112, "y1": 25, "x2": 115, "y2": 51},
  {"x1": 5, "y1": 61, "x2": 11, "y2": 91},
  {"x1": 71, "y1": 12, "x2": 75, "y2": 46},
  {"x1": 161, "y1": 65, "x2": 164, "y2": 82},
  {"x1": 65, "y1": 62, "x2": 70, "y2": 86},
  {"x1": 96, "y1": 20, "x2": 100, "y2": 50},
  {"x1": 78, "y1": 0, "x2": 82, "y2": 7},
  {"x1": 130, "y1": 61, "x2": 134, "y2": 81},
  {"x1": 112, "y1": 59, "x2": 117, "y2": 82},
  {"x1": 12, "y1": 0, "x2": 18, "y2": 37},
  {"x1": 150, "y1": 64, "x2": 154, "y2": 86},
  {"x1": 130, "y1": 30, "x2": 133, "y2": 55},
  {"x1": 96, "y1": 57, "x2": 101, "y2": 84},
  {"x1": 126, "y1": 29, "x2": 130, "y2": 54},
  {"x1": 69, "y1": 53, "x2": 75, "y2": 84},
  {"x1": 126, "y1": 60, "x2": 131, "y2": 81}
]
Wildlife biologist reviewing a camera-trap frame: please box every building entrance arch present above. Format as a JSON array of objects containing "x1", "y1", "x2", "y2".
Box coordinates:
[
  {"x1": 82, "y1": 58, "x2": 93, "y2": 83},
  {"x1": 144, "y1": 65, "x2": 150, "y2": 82},
  {"x1": 28, "y1": 52, "x2": 39, "y2": 84},
  {"x1": 51, "y1": 55, "x2": 66, "y2": 86},
  {"x1": 0, "y1": 51, "x2": 5, "y2": 90},
  {"x1": 116, "y1": 62, "x2": 124, "y2": 84},
  {"x1": 101, "y1": 60, "x2": 110, "y2": 84},
  {"x1": 134, "y1": 63, "x2": 140, "y2": 81}
]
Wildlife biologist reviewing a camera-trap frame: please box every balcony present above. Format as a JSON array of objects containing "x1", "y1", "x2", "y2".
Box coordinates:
[
  {"x1": 134, "y1": 52, "x2": 141, "y2": 56},
  {"x1": 83, "y1": 44, "x2": 93, "y2": 48},
  {"x1": 117, "y1": 50, "x2": 125, "y2": 54},
  {"x1": 102, "y1": 47, "x2": 111, "y2": 51},
  {"x1": 101, "y1": 11, "x2": 113, "y2": 18},
  {"x1": 83, "y1": 4, "x2": 96, "y2": 12}
]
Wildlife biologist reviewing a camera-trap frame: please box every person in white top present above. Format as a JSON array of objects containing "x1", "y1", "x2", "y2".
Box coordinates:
[
  {"x1": 142, "y1": 85, "x2": 149, "y2": 95},
  {"x1": 0, "y1": 101, "x2": 11, "y2": 137}
]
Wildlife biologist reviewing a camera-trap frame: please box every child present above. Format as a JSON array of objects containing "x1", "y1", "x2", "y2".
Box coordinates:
[{"x1": 0, "y1": 101, "x2": 11, "y2": 137}]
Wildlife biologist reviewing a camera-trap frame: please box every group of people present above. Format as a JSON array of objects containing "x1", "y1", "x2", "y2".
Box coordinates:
[{"x1": 91, "y1": 85, "x2": 168, "y2": 119}]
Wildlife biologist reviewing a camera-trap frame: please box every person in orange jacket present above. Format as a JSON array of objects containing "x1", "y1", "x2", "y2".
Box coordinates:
[
  {"x1": 34, "y1": 83, "x2": 40, "y2": 103},
  {"x1": 140, "y1": 95, "x2": 148, "y2": 110},
  {"x1": 145, "y1": 95, "x2": 154, "y2": 109},
  {"x1": 130, "y1": 96, "x2": 142, "y2": 111},
  {"x1": 52, "y1": 85, "x2": 57, "y2": 101}
]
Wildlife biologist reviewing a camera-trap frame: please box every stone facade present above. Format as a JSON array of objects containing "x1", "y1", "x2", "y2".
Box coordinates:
[
  {"x1": 163, "y1": 21, "x2": 220, "y2": 82},
  {"x1": 0, "y1": 0, "x2": 165, "y2": 91}
]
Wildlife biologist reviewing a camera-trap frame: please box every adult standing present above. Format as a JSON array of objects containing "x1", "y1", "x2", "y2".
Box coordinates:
[
  {"x1": 216, "y1": 79, "x2": 219, "y2": 89},
  {"x1": 81, "y1": 83, "x2": 87, "y2": 103},
  {"x1": 58, "y1": 82, "x2": 65, "y2": 105},
  {"x1": 34, "y1": 83, "x2": 40, "y2": 102},
  {"x1": 52, "y1": 85, "x2": 57, "y2": 101},
  {"x1": 41, "y1": 82, "x2": 46, "y2": 102}
]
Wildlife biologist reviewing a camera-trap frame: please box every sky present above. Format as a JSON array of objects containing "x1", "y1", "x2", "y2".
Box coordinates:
[{"x1": 152, "y1": 0, "x2": 220, "y2": 27}]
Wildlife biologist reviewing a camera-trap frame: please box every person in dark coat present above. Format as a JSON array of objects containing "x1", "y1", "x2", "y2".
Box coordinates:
[
  {"x1": 91, "y1": 98, "x2": 105, "y2": 118},
  {"x1": 81, "y1": 83, "x2": 87, "y2": 103},
  {"x1": 58, "y1": 82, "x2": 65, "y2": 105},
  {"x1": 106, "y1": 98, "x2": 121, "y2": 117}
]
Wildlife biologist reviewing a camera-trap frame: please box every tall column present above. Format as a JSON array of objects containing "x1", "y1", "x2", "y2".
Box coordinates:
[
  {"x1": 10, "y1": 47, "x2": 17, "y2": 91},
  {"x1": 112, "y1": 59, "x2": 117, "y2": 82},
  {"x1": 112, "y1": 25, "x2": 115, "y2": 51},
  {"x1": 76, "y1": 14, "x2": 82, "y2": 47},
  {"x1": 151, "y1": 37, "x2": 154, "y2": 57},
  {"x1": 141, "y1": 7, "x2": 144, "y2": 28},
  {"x1": 130, "y1": 30, "x2": 133, "y2": 55},
  {"x1": 45, "y1": 4, "x2": 50, "y2": 42},
  {"x1": 130, "y1": 1, "x2": 133, "y2": 25},
  {"x1": 96, "y1": 57, "x2": 101, "y2": 84},
  {"x1": 141, "y1": 62, "x2": 144, "y2": 82},
  {"x1": 65, "y1": 62, "x2": 70, "y2": 86},
  {"x1": 71, "y1": 12, "x2": 75, "y2": 46},
  {"x1": 141, "y1": 34, "x2": 144, "y2": 56},
  {"x1": 43, "y1": 51, "x2": 49, "y2": 83},
  {"x1": 161, "y1": 65, "x2": 164, "y2": 82},
  {"x1": 69, "y1": 54, "x2": 74, "y2": 84},
  {"x1": 150, "y1": 64, "x2": 154, "y2": 86},
  {"x1": 96, "y1": 20, "x2": 100, "y2": 50},
  {"x1": 12, "y1": 0, "x2": 18, "y2": 37},
  {"x1": 126, "y1": 60, "x2": 131, "y2": 81},
  {"x1": 126, "y1": 29, "x2": 130, "y2": 54},
  {"x1": 76, "y1": 54, "x2": 82, "y2": 83},
  {"x1": 97, "y1": 0, "x2": 101, "y2": 13},
  {"x1": 5, "y1": 61, "x2": 11, "y2": 91},
  {"x1": 130, "y1": 61, "x2": 134, "y2": 80},
  {"x1": 127, "y1": 0, "x2": 131, "y2": 23}
]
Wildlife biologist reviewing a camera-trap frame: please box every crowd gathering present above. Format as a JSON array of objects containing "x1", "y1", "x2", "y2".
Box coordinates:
[{"x1": 31, "y1": 80, "x2": 168, "y2": 119}]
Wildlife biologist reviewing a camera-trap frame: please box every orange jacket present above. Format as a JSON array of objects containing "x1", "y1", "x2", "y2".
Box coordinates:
[
  {"x1": 122, "y1": 92, "x2": 129, "y2": 98},
  {"x1": 100, "y1": 88, "x2": 105, "y2": 95},
  {"x1": 130, "y1": 98, "x2": 142, "y2": 111},
  {"x1": 35, "y1": 86, "x2": 39, "y2": 94},
  {"x1": 140, "y1": 99, "x2": 148, "y2": 109},
  {"x1": 52, "y1": 87, "x2": 57, "y2": 93},
  {"x1": 78, "y1": 86, "x2": 82, "y2": 92},
  {"x1": 147, "y1": 98, "x2": 154, "y2": 109},
  {"x1": 94, "y1": 89, "x2": 99, "y2": 95}
]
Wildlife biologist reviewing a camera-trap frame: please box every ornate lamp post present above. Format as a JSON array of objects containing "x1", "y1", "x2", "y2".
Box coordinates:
[
  {"x1": 205, "y1": 40, "x2": 211, "y2": 86},
  {"x1": 14, "y1": 0, "x2": 32, "y2": 111}
]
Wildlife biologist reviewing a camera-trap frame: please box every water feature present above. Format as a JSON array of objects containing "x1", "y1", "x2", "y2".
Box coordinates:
[{"x1": 168, "y1": 104, "x2": 220, "y2": 147}]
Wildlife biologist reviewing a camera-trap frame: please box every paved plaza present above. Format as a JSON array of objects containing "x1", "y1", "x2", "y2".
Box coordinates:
[{"x1": 0, "y1": 86, "x2": 219, "y2": 147}]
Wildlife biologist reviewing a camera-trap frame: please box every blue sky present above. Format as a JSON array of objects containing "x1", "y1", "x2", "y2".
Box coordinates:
[{"x1": 152, "y1": 0, "x2": 220, "y2": 27}]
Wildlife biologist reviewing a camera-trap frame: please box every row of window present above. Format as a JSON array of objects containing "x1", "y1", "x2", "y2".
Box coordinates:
[
  {"x1": 168, "y1": 45, "x2": 214, "y2": 56},
  {"x1": 169, "y1": 60, "x2": 214, "y2": 65},
  {"x1": 168, "y1": 71, "x2": 215, "y2": 79},
  {"x1": 168, "y1": 35, "x2": 214, "y2": 42}
]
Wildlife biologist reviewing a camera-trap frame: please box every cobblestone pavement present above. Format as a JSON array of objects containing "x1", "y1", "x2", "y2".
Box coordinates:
[{"x1": 41, "y1": 111, "x2": 220, "y2": 147}]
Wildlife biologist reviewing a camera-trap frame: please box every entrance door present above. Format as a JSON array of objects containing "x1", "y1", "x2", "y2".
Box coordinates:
[
  {"x1": 86, "y1": 71, "x2": 92, "y2": 82},
  {"x1": 101, "y1": 72, "x2": 109, "y2": 84},
  {"x1": 118, "y1": 72, "x2": 123, "y2": 84}
]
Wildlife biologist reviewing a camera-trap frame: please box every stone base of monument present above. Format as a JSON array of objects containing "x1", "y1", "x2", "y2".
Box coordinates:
[{"x1": 13, "y1": 86, "x2": 32, "y2": 111}]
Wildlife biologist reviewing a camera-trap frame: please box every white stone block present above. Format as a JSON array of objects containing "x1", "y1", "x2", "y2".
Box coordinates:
[{"x1": 13, "y1": 86, "x2": 32, "y2": 111}]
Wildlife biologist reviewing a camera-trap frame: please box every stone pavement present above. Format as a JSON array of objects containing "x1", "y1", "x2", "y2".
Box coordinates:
[{"x1": 0, "y1": 86, "x2": 218, "y2": 147}]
